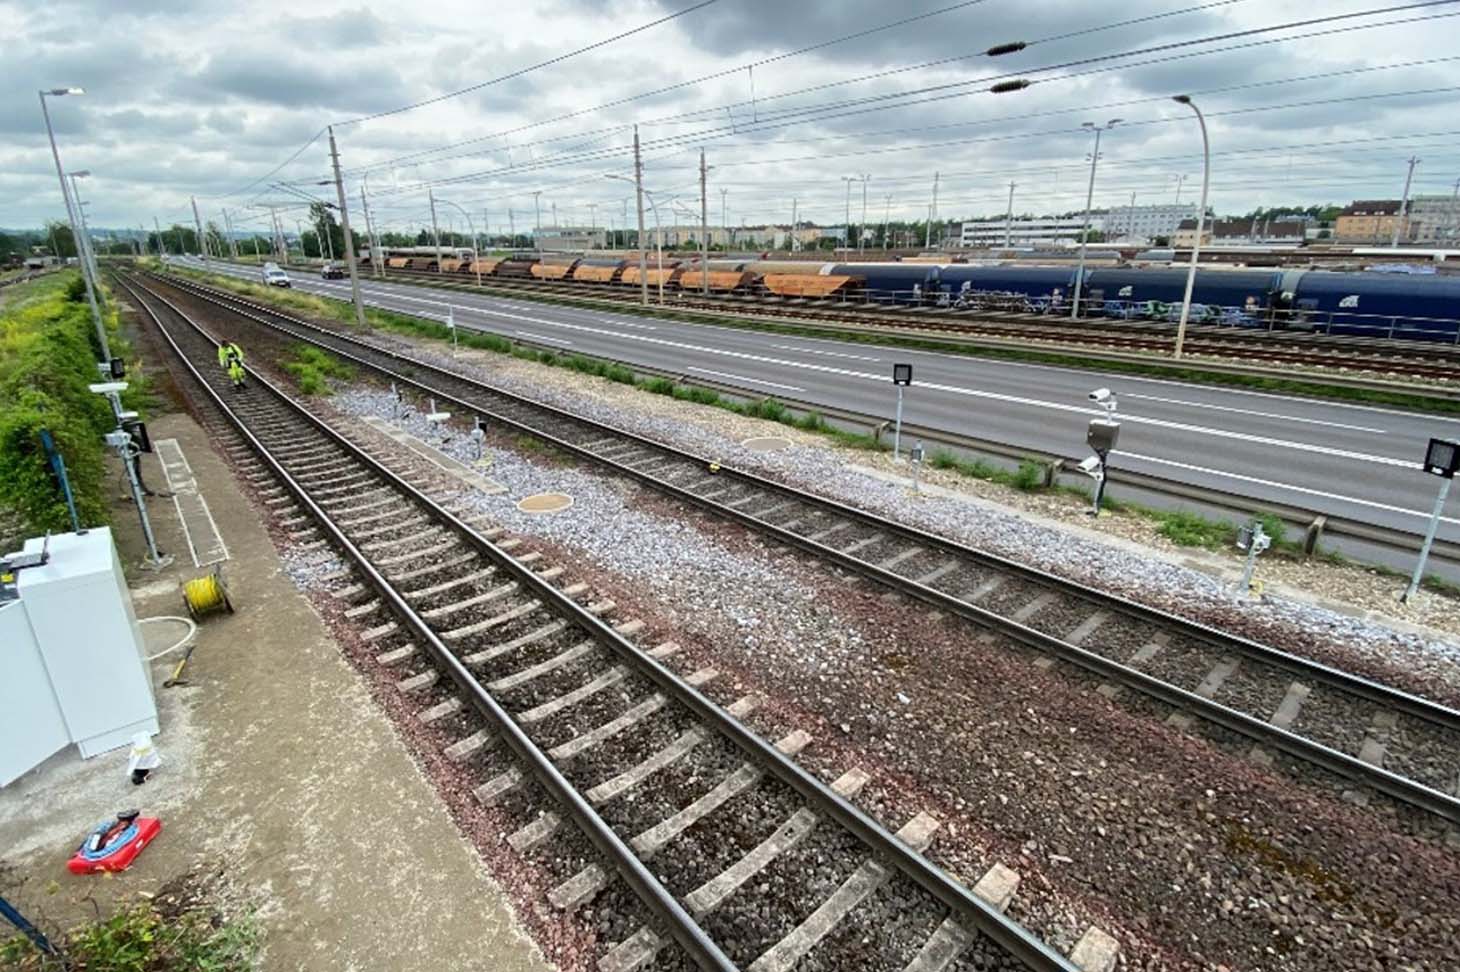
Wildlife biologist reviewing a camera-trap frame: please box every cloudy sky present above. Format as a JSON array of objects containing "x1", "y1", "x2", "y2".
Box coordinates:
[{"x1": 5, "y1": 0, "x2": 1459, "y2": 237}]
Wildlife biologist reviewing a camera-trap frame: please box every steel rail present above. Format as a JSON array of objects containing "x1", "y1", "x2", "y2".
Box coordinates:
[
  {"x1": 145, "y1": 270, "x2": 1460, "y2": 735},
  {"x1": 137, "y1": 270, "x2": 1460, "y2": 826},
  {"x1": 120, "y1": 272, "x2": 1080, "y2": 972}
]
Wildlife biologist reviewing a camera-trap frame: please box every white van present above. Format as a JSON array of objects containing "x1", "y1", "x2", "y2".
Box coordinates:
[{"x1": 261, "y1": 266, "x2": 291, "y2": 288}]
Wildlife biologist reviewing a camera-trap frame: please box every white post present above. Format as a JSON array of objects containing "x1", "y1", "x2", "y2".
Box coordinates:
[
  {"x1": 1405, "y1": 476, "x2": 1453, "y2": 603},
  {"x1": 1004, "y1": 181, "x2": 1016, "y2": 248},
  {"x1": 429, "y1": 188, "x2": 443, "y2": 273},
  {"x1": 700, "y1": 148, "x2": 710, "y2": 295},
  {"x1": 1172, "y1": 97, "x2": 1210, "y2": 360}
]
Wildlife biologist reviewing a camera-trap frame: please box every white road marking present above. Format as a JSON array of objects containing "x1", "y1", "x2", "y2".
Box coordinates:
[
  {"x1": 1117, "y1": 450, "x2": 1460, "y2": 527},
  {"x1": 771, "y1": 343, "x2": 883, "y2": 362},
  {"x1": 687, "y1": 367, "x2": 804, "y2": 392},
  {"x1": 189, "y1": 262, "x2": 1428, "y2": 472},
  {"x1": 516, "y1": 330, "x2": 573, "y2": 346},
  {"x1": 1122, "y1": 393, "x2": 1387, "y2": 433}
]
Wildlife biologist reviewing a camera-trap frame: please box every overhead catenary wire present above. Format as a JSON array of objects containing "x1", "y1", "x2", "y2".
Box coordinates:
[
  {"x1": 339, "y1": 0, "x2": 1256, "y2": 180},
  {"x1": 336, "y1": 6, "x2": 1460, "y2": 203}
]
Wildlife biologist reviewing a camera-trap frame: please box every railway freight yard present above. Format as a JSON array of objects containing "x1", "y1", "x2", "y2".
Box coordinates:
[{"x1": 6, "y1": 4, "x2": 1460, "y2": 972}]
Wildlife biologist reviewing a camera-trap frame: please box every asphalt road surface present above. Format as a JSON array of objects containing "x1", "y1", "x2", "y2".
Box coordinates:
[{"x1": 174, "y1": 258, "x2": 1460, "y2": 547}]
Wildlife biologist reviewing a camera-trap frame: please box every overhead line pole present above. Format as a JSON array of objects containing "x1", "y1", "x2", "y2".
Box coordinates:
[
  {"x1": 859, "y1": 173, "x2": 870, "y2": 256},
  {"x1": 327, "y1": 125, "x2": 368, "y2": 328},
  {"x1": 190, "y1": 195, "x2": 207, "y2": 264},
  {"x1": 1393, "y1": 155, "x2": 1420, "y2": 247},
  {"x1": 925, "y1": 171, "x2": 939, "y2": 248},
  {"x1": 633, "y1": 125, "x2": 648, "y2": 307},
  {"x1": 154, "y1": 216, "x2": 164, "y2": 256},
  {"x1": 699, "y1": 148, "x2": 710, "y2": 295}
]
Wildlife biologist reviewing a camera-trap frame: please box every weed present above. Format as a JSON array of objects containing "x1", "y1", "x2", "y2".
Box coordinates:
[
  {"x1": 1156, "y1": 510, "x2": 1235, "y2": 549},
  {"x1": 282, "y1": 344, "x2": 353, "y2": 396},
  {"x1": 2, "y1": 901, "x2": 259, "y2": 972}
]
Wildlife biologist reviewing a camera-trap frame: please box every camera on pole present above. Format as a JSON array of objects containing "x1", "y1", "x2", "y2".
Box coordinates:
[
  {"x1": 891, "y1": 363, "x2": 912, "y2": 462},
  {"x1": 1404, "y1": 437, "x2": 1460, "y2": 603},
  {"x1": 1080, "y1": 388, "x2": 1120, "y2": 516}
]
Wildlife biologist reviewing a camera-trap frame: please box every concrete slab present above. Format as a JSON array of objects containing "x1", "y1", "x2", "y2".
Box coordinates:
[{"x1": 0, "y1": 410, "x2": 548, "y2": 972}]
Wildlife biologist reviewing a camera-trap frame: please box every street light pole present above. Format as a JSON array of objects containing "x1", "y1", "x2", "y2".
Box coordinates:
[
  {"x1": 1071, "y1": 118, "x2": 1120, "y2": 320},
  {"x1": 841, "y1": 176, "x2": 853, "y2": 257},
  {"x1": 532, "y1": 190, "x2": 544, "y2": 259},
  {"x1": 859, "y1": 173, "x2": 871, "y2": 256},
  {"x1": 428, "y1": 188, "x2": 444, "y2": 272},
  {"x1": 1004, "y1": 180, "x2": 1016, "y2": 248},
  {"x1": 437, "y1": 197, "x2": 481, "y2": 288},
  {"x1": 70, "y1": 174, "x2": 101, "y2": 286},
  {"x1": 634, "y1": 126, "x2": 648, "y2": 305},
  {"x1": 1172, "y1": 96, "x2": 1210, "y2": 361}
]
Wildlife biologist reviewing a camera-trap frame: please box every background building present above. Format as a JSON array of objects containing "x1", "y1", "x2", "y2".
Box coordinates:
[
  {"x1": 959, "y1": 215, "x2": 1094, "y2": 247},
  {"x1": 1407, "y1": 194, "x2": 1460, "y2": 243},
  {"x1": 1334, "y1": 200, "x2": 1406, "y2": 243},
  {"x1": 1100, "y1": 203, "x2": 1197, "y2": 243}
]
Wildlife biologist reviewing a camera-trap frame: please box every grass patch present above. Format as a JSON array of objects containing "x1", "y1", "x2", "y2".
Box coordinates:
[
  {"x1": 2, "y1": 890, "x2": 259, "y2": 972},
  {"x1": 282, "y1": 343, "x2": 355, "y2": 395},
  {"x1": 928, "y1": 449, "x2": 1048, "y2": 492},
  {"x1": 0, "y1": 271, "x2": 140, "y2": 533}
]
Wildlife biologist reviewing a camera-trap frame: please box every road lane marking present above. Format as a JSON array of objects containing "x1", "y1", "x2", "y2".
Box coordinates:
[
  {"x1": 771, "y1": 344, "x2": 883, "y2": 362},
  {"x1": 1122, "y1": 393, "x2": 1387, "y2": 433},
  {"x1": 195, "y1": 263, "x2": 1422, "y2": 472},
  {"x1": 516, "y1": 330, "x2": 573, "y2": 346},
  {"x1": 1117, "y1": 450, "x2": 1460, "y2": 527},
  {"x1": 687, "y1": 367, "x2": 804, "y2": 393}
]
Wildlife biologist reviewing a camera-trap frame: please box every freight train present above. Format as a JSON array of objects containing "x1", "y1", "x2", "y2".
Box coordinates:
[{"x1": 368, "y1": 247, "x2": 1460, "y2": 342}]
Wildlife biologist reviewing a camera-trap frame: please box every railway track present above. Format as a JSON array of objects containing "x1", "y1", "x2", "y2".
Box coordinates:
[
  {"x1": 118, "y1": 275, "x2": 1103, "y2": 971},
  {"x1": 306, "y1": 262, "x2": 1460, "y2": 381},
  {"x1": 136, "y1": 269, "x2": 1460, "y2": 833}
]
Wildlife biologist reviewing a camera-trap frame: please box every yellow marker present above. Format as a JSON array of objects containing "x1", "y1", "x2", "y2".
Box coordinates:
[{"x1": 708, "y1": 462, "x2": 721, "y2": 474}]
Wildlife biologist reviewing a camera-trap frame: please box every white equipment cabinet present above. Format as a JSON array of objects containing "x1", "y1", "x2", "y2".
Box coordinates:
[{"x1": 0, "y1": 529, "x2": 158, "y2": 786}]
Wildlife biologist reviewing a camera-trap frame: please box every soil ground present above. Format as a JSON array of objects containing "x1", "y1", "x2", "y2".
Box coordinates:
[{"x1": 0, "y1": 408, "x2": 551, "y2": 972}]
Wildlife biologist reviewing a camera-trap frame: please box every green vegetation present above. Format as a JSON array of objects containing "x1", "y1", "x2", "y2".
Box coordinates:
[
  {"x1": 929, "y1": 449, "x2": 1048, "y2": 491},
  {"x1": 0, "y1": 272, "x2": 136, "y2": 533},
  {"x1": 1, "y1": 898, "x2": 259, "y2": 972},
  {"x1": 282, "y1": 344, "x2": 355, "y2": 395}
]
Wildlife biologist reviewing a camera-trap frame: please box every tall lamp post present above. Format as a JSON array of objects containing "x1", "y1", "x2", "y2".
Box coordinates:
[
  {"x1": 436, "y1": 197, "x2": 481, "y2": 287},
  {"x1": 1071, "y1": 118, "x2": 1120, "y2": 320},
  {"x1": 40, "y1": 87, "x2": 110, "y2": 361},
  {"x1": 1171, "y1": 95, "x2": 1210, "y2": 361},
  {"x1": 68, "y1": 173, "x2": 101, "y2": 287},
  {"x1": 606, "y1": 174, "x2": 664, "y2": 304}
]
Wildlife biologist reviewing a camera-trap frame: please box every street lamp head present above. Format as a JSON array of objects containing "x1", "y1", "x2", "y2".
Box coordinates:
[
  {"x1": 46, "y1": 87, "x2": 85, "y2": 96},
  {"x1": 1107, "y1": 118, "x2": 1123, "y2": 127},
  {"x1": 70, "y1": 169, "x2": 91, "y2": 178},
  {"x1": 1081, "y1": 121, "x2": 1095, "y2": 130},
  {"x1": 1172, "y1": 94, "x2": 1192, "y2": 105}
]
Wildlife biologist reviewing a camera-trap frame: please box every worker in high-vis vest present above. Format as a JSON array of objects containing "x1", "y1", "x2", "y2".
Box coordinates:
[{"x1": 218, "y1": 340, "x2": 246, "y2": 389}]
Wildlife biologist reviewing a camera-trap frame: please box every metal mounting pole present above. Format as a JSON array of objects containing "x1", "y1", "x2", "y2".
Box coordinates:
[
  {"x1": 1071, "y1": 127, "x2": 1102, "y2": 320},
  {"x1": 328, "y1": 126, "x2": 368, "y2": 328},
  {"x1": 893, "y1": 385, "x2": 905, "y2": 461},
  {"x1": 1405, "y1": 476, "x2": 1452, "y2": 603}
]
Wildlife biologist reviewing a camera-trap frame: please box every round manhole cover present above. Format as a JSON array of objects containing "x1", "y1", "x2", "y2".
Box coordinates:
[
  {"x1": 517, "y1": 492, "x2": 574, "y2": 513},
  {"x1": 740, "y1": 436, "x2": 793, "y2": 453}
]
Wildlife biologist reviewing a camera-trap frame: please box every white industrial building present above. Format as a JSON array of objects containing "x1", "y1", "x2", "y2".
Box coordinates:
[
  {"x1": 959, "y1": 216, "x2": 1091, "y2": 247},
  {"x1": 1407, "y1": 195, "x2": 1460, "y2": 243},
  {"x1": 1100, "y1": 203, "x2": 1198, "y2": 243}
]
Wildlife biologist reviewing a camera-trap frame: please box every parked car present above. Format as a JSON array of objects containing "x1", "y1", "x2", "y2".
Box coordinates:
[
  {"x1": 320, "y1": 262, "x2": 345, "y2": 279},
  {"x1": 261, "y1": 267, "x2": 291, "y2": 288}
]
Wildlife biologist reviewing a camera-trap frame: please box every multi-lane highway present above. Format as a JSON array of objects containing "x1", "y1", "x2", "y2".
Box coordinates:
[{"x1": 173, "y1": 257, "x2": 1460, "y2": 549}]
